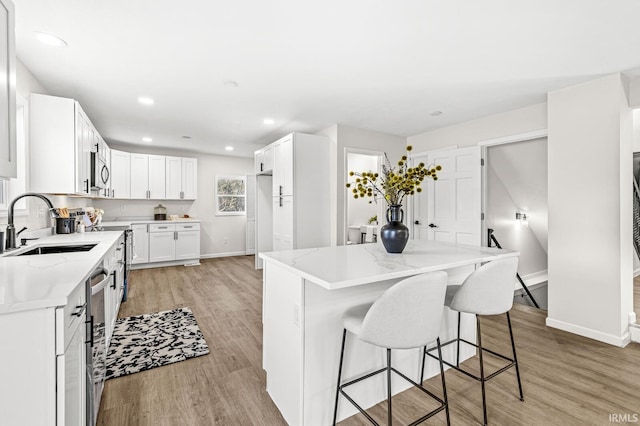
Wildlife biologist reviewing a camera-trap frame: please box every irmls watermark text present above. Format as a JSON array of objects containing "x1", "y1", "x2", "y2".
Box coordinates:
[{"x1": 609, "y1": 413, "x2": 639, "y2": 423}]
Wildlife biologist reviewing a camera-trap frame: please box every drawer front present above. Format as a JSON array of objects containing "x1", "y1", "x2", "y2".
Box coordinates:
[
  {"x1": 149, "y1": 223, "x2": 176, "y2": 233},
  {"x1": 55, "y1": 281, "x2": 87, "y2": 355},
  {"x1": 176, "y1": 223, "x2": 200, "y2": 231}
]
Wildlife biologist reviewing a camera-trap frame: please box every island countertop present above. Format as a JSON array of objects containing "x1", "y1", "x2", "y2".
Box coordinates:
[{"x1": 259, "y1": 239, "x2": 518, "y2": 290}]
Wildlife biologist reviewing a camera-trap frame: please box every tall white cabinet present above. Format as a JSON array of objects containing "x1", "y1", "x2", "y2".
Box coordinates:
[
  {"x1": 0, "y1": 0, "x2": 15, "y2": 180},
  {"x1": 255, "y1": 132, "x2": 333, "y2": 268}
]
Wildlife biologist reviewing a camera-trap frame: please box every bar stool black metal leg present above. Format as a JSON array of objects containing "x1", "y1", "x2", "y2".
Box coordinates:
[
  {"x1": 420, "y1": 345, "x2": 427, "y2": 384},
  {"x1": 507, "y1": 312, "x2": 524, "y2": 401},
  {"x1": 477, "y1": 315, "x2": 488, "y2": 426},
  {"x1": 333, "y1": 329, "x2": 347, "y2": 426},
  {"x1": 387, "y1": 348, "x2": 393, "y2": 426},
  {"x1": 436, "y1": 338, "x2": 451, "y2": 426},
  {"x1": 456, "y1": 311, "x2": 461, "y2": 367}
]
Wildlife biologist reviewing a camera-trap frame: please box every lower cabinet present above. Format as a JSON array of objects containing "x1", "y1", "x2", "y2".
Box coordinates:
[
  {"x1": 138, "y1": 222, "x2": 200, "y2": 265},
  {"x1": 58, "y1": 318, "x2": 86, "y2": 426}
]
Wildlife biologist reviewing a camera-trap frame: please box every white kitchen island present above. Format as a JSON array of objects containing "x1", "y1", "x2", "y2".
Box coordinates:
[{"x1": 259, "y1": 239, "x2": 518, "y2": 426}]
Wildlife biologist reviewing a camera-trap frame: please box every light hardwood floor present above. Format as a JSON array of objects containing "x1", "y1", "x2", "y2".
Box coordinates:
[{"x1": 98, "y1": 257, "x2": 640, "y2": 426}]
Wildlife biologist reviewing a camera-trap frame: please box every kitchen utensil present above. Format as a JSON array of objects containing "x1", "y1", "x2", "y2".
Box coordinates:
[{"x1": 56, "y1": 217, "x2": 76, "y2": 234}]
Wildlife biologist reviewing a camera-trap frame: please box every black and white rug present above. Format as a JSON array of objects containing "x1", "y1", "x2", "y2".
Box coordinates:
[{"x1": 105, "y1": 307, "x2": 209, "y2": 380}]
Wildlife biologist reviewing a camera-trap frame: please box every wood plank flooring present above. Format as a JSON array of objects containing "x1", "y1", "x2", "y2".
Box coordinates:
[{"x1": 98, "y1": 256, "x2": 640, "y2": 426}]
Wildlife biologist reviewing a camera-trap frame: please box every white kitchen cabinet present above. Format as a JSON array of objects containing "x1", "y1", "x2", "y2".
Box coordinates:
[
  {"x1": 149, "y1": 154, "x2": 166, "y2": 199},
  {"x1": 100, "y1": 144, "x2": 112, "y2": 198},
  {"x1": 131, "y1": 223, "x2": 149, "y2": 264},
  {"x1": 175, "y1": 229, "x2": 200, "y2": 260},
  {"x1": 272, "y1": 135, "x2": 293, "y2": 197},
  {"x1": 166, "y1": 156, "x2": 198, "y2": 200},
  {"x1": 57, "y1": 316, "x2": 86, "y2": 426},
  {"x1": 130, "y1": 153, "x2": 150, "y2": 199},
  {"x1": 0, "y1": 0, "x2": 15, "y2": 180},
  {"x1": 110, "y1": 149, "x2": 130, "y2": 199},
  {"x1": 30, "y1": 94, "x2": 93, "y2": 195},
  {"x1": 255, "y1": 145, "x2": 274, "y2": 174},
  {"x1": 149, "y1": 223, "x2": 176, "y2": 262},
  {"x1": 255, "y1": 133, "x2": 333, "y2": 267}
]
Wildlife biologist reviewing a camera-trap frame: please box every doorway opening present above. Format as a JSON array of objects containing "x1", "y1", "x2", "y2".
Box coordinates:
[
  {"x1": 482, "y1": 135, "x2": 548, "y2": 309},
  {"x1": 344, "y1": 150, "x2": 383, "y2": 245}
]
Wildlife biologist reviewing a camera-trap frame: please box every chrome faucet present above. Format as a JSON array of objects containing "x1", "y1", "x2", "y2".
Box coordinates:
[{"x1": 5, "y1": 192, "x2": 56, "y2": 251}]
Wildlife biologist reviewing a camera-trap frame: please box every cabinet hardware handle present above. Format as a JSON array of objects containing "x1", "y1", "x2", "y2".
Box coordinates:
[
  {"x1": 428, "y1": 223, "x2": 438, "y2": 228},
  {"x1": 111, "y1": 270, "x2": 117, "y2": 289},
  {"x1": 159, "y1": 226, "x2": 167, "y2": 229},
  {"x1": 260, "y1": 162, "x2": 264, "y2": 172},
  {"x1": 95, "y1": 143, "x2": 99, "y2": 153},
  {"x1": 279, "y1": 185, "x2": 283, "y2": 196},
  {"x1": 112, "y1": 189, "x2": 115, "y2": 198},
  {"x1": 146, "y1": 224, "x2": 149, "y2": 232},
  {"x1": 183, "y1": 226, "x2": 192, "y2": 228},
  {"x1": 72, "y1": 303, "x2": 87, "y2": 318},
  {"x1": 174, "y1": 231, "x2": 178, "y2": 240},
  {"x1": 180, "y1": 191, "x2": 184, "y2": 199},
  {"x1": 87, "y1": 315, "x2": 94, "y2": 346},
  {"x1": 279, "y1": 196, "x2": 283, "y2": 207},
  {"x1": 84, "y1": 179, "x2": 89, "y2": 193}
]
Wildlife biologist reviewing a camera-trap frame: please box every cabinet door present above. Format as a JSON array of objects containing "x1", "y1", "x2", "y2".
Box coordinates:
[
  {"x1": 255, "y1": 147, "x2": 273, "y2": 174},
  {"x1": 148, "y1": 154, "x2": 166, "y2": 199},
  {"x1": 75, "y1": 107, "x2": 91, "y2": 194},
  {"x1": 273, "y1": 196, "x2": 294, "y2": 251},
  {"x1": 0, "y1": 0, "x2": 15, "y2": 179},
  {"x1": 130, "y1": 154, "x2": 149, "y2": 199},
  {"x1": 165, "y1": 155, "x2": 182, "y2": 199},
  {"x1": 110, "y1": 150, "x2": 130, "y2": 199},
  {"x1": 149, "y1": 232, "x2": 175, "y2": 262},
  {"x1": 105, "y1": 270, "x2": 118, "y2": 345},
  {"x1": 56, "y1": 323, "x2": 86, "y2": 426},
  {"x1": 131, "y1": 224, "x2": 149, "y2": 264},
  {"x1": 175, "y1": 230, "x2": 200, "y2": 260},
  {"x1": 181, "y1": 157, "x2": 198, "y2": 199},
  {"x1": 102, "y1": 145, "x2": 111, "y2": 198},
  {"x1": 273, "y1": 137, "x2": 293, "y2": 197}
]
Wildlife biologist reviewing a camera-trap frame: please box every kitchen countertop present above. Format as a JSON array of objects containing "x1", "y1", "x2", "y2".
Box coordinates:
[
  {"x1": 99, "y1": 219, "x2": 200, "y2": 227},
  {"x1": 0, "y1": 231, "x2": 124, "y2": 314},
  {"x1": 259, "y1": 239, "x2": 519, "y2": 290}
]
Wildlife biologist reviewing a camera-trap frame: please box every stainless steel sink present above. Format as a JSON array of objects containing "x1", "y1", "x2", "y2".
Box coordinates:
[{"x1": 15, "y1": 244, "x2": 98, "y2": 256}]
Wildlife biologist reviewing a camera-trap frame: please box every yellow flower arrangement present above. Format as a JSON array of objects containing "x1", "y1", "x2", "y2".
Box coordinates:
[{"x1": 346, "y1": 145, "x2": 441, "y2": 206}]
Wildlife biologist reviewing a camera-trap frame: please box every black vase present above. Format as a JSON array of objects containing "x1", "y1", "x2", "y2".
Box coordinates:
[{"x1": 380, "y1": 204, "x2": 409, "y2": 253}]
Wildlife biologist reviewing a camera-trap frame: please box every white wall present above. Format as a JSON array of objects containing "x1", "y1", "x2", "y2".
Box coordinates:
[
  {"x1": 97, "y1": 145, "x2": 253, "y2": 258},
  {"x1": 408, "y1": 103, "x2": 547, "y2": 151},
  {"x1": 547, "y1": 73, "x2": 633, "y2": 346}
]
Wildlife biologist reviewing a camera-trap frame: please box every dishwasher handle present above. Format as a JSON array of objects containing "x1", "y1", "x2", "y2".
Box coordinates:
[{"x1": 91, "y1": 268, "x2": 112, "y2": 295}]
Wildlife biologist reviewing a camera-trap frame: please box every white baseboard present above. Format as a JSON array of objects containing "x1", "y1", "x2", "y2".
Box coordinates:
[
  {"x1": 200, "y1": 251, "x2": 248, "y2": 259},
  {"x1": 131, "y1": 259, "x2": 200, "y2": 270},
  {"x1": 630, "y1": 324, "x2": 640, "y2": 343},
  {"x1": 546, "y1": 317, "x2": 631, "y2": 347},
  {"x1": 513, "y1": 269, "x2": 548, "y2": 290}
]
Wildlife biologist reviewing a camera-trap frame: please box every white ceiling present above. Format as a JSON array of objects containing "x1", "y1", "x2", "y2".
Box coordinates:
[{"x1": 13, "y1": 0, "x2": 640, "y2": 158}]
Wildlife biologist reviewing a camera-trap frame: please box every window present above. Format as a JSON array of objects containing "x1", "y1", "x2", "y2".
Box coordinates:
[
  {"x1": 0, "y1": 99, "x2": 27, "y2": 214},
  {"x1": 215, "y1": 176, "x2": 246, "y2": 215}
]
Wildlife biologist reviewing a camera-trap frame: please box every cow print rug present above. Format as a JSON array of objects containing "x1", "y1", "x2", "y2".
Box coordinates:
[{"x1": 105, "y1": 307, "x2": 209, "y2": 380}]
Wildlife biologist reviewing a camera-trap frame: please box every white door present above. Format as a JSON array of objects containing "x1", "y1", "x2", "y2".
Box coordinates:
[
  {"x1": 149, "y1": 232, "x2": 175, "y2": 262},
  {"x1": 110, "y1": 150, "x2": 130, "y2": 199},
  {"x1": 412, "y1": 146, "x2": 481, "y2": 245},
  {"x1": 165, "y1": 156, "x2": 182, "y2": 199},
  {"x1": 148, "y1": 155, "x2": 166, "y2": 199},
  {"x1": 181, "y1": 157, "x2": 198, "y2": 199},
  {"x1": 130, "y1": 154, "x2": 149, "y2": 199},
  {"x1": 175, "y1": 231, "x2": 200, "y2": 260},
  {"x1": 131, "y1": 224, "x2": 149, "y2": 264}
]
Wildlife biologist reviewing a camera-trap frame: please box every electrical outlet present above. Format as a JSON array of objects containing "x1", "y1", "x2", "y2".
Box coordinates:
[{"x1": 223, "y1": 237, "x2": 228, "y2": 245}]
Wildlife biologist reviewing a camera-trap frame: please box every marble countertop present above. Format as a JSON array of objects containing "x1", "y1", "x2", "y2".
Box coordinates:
[
  {"x1": 99, "y1": 219, "x2": 200, "y2": 227},
  {"x1": 259, "y1": 240, "x2": 519, "y2": 290},
  {"x1": 0, "y1": 232, "x2": 123, "y2": 314}
]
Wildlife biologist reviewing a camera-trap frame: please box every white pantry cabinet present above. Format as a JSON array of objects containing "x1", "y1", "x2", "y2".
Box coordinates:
[
  {"x1": 110, "y1": 149, "x2": 130, "y2": 199},
  {"x1": 130, "y1": 154, "x2": 166, "y2": 199},
  {"x1": 0, "y1": 0, "x2": 15, "y2": 180},
  {"x1": 272, "y1": 135, "x2": 293, "y2": 197},
  {"x1": 30, "y1": 94, "x2": 93, "y2": 195},
  {"x1": 255, "y1": 145, "x2": 274, "y2": 174},
  {"x1": 165, "y1": 156, "x2": 198, "y2": 200},
  {"x1": 131, "y1": 223, "x2": 149, "y2": 264}
]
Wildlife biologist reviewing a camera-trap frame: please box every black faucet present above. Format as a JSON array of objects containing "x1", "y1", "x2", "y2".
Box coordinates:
[{"x1": 5, "y1": 192, "x2": 55, "y2": 251}]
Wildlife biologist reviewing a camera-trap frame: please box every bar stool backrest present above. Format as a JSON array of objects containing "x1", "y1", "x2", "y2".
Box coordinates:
[
  {"x1": 449, "y1": 257, "x2": 519, "y2": 315},
  {"x1": 358, "y1": 271, "x2": 448, "y2": 349}
]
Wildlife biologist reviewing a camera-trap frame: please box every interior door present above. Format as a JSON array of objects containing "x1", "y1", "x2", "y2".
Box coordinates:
[{"x1": 412, "y1": 146, "x2": 481, "y2": 246}]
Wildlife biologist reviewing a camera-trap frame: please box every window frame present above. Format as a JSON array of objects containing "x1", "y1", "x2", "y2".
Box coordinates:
[{"x1": 215, "y1": 175, "x2": 247, "y2": 216}]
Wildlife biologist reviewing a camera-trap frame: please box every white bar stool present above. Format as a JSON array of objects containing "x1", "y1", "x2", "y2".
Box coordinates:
[
  {"x1": 333, "y1": 271, "x2": 450, "y2": 425},
  {"x1": 423, "y1": 257, "x2": 523, "y2": 426}
]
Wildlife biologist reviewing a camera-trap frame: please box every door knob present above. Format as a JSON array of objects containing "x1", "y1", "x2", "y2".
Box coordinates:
[
  {"x1": 428, "y1": 223, "x2": 438, "y2": 228},
  {"x1": 414, "y1": 220, "x2": 420, "y2": 225}
]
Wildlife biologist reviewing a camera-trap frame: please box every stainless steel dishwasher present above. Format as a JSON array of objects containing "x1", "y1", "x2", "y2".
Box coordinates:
[{"x1": 87, "y1": 265, "x2": 110, "y2": 426}]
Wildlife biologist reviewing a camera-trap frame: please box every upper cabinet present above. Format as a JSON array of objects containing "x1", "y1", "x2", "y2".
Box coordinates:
[
  {"x1": 130, "y1": 154, "x2": 165, "y2": 199},
  {"x1": 110, "y1": 149, "x2": 130, "y2": 199},
  {"x1": 272, "y1": 135, "x2": 293, "y2": 197},
  {"x1": 166, "y1": 156, "x2": 198, "y2": 200},
  {"x1": 30, "y1": 94, "x2": 92, "y2": 195},
  {"x1": 0, "y1": 0, "x2": 15, "y2": 180},
  {"x1": 255, "y1": 145, "x2": 274, "y2": 175}
]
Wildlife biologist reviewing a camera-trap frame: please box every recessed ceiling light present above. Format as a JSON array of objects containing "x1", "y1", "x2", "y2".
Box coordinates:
[
  {"x1": 138, "y1": 97, "x2": 155, "y2": 105},
  {"x1": 142, "y1": 137, "x2": 152, "y2": 142},
  {"x1": 430, "y1": 111, "x2": 443, "y2": 116},
  {"x1": 263, "y1": 118, "x2": 275, "y2": 125},
  {"x1": 225, "y1": 146, "x2": 234, "y2": 151},
  {"x1": 223, "y1": 80, "x2": 239, "y2": 88},
  {"x1": 34, "y1": 31, "x2": 68, "y2": 47}
]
